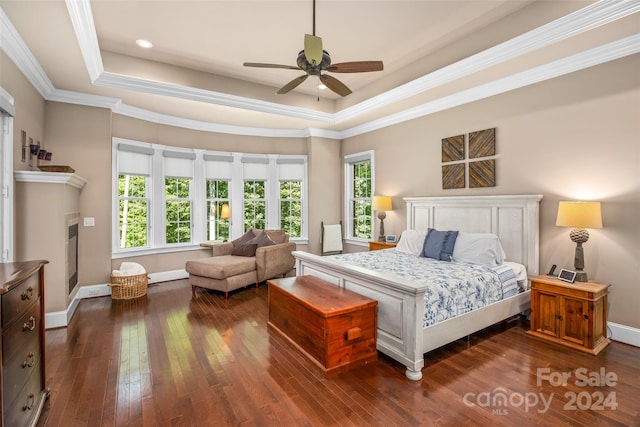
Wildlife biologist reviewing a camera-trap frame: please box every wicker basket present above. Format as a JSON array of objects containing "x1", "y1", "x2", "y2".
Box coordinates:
[{"x1": 110, "y1": 273, "x2": 148, "y2": 300}]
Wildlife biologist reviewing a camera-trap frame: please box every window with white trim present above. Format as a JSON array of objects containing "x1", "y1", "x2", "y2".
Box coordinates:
[
  {"x1": 277, "y1": 157, "x2": 305, "y2": 238},
  {"x1": 112, "y1": 138, "x2": 308, "y2": 255},
  {"x1": 344, "y1": 151, "x2": 374, "y2": 242},
  {"x1": 116, "y1": 143, "x2": 153, "y2": 249},
  {"x1": 163, "y1": 150, "x2": 195, "y2": 245}
]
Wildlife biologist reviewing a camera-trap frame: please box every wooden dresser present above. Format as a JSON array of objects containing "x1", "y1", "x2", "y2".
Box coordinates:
[
  {"x1": 1, "y1": 260, "x2": 49, "y2": 427},
  {"x1": 527, "y1": 275, "x2": 610, "y2": 355},
  {"x1": 267, "y1": 276, "x2": 378, "y2": 376}
]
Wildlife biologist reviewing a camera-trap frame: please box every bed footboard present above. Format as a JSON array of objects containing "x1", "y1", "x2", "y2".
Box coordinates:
[{"x1": 294, "y1": 251, "x2": 428, "y2": 380}]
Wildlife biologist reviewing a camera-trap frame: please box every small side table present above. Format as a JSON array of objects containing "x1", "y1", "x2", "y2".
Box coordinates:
[
  {"x1": 200, "y1": 241, "x2": 226, "y2": 248},
  {"x1": 369, "y1": 241, "x2": 397, "y2": 251},
  {"x1": 527, "y1": 275, "x2": 610, "y2": 355}
]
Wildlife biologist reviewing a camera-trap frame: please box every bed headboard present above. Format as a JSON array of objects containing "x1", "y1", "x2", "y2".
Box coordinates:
[{"x1": 404, "y1": 195, "x2": 543, "y2": 276}]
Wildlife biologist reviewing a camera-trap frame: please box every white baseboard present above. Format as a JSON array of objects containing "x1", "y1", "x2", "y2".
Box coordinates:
[
  {"x1": 45, "y1": 269, "x2": 188, "y2": 329},
  {"x1": 608, "y1": 322, "x2": 640, "y2": 348}
]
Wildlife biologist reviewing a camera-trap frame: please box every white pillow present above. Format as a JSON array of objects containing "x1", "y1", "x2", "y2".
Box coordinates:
[
  {"x1": 452, "y1": 232, "x2": 506, "y2": 266},
  {"x1": 395, "y1": 229, "x2": 428, "y2": 256}
]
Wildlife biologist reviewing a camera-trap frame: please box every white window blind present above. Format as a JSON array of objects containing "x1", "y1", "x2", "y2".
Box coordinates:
[
  {"x1": 242, "y1": 156, "x2": 269, "y2": 180},
  {"x1": 204, "y1": 154, "x2": 233, "y2": 179},
  {"x1": 118, "y1": 143, "x2": 153, "y2": 176},
  {"x1": 277, "y1": 158, "x2": 305, "y2": 180},
  {"x1": 163, "y1": 150, "x2": 195, "y2": 178}
]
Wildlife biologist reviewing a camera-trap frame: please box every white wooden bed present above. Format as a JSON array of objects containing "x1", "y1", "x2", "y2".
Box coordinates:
[{"x1": 294, "y1": 194, "x2": 542, "y2": 380}]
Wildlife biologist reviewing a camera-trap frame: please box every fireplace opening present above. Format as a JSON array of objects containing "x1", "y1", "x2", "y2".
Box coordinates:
[{"x1": 68, "y1": 222, "x2": 78, "y2": 294}]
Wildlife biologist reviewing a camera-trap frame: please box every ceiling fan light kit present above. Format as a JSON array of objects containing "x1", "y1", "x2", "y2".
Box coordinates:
[{"x1": 243, "y1": 0, "x2": 383, "y2": 97}]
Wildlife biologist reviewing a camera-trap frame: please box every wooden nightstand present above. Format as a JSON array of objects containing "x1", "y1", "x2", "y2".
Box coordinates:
[
  {"x1": 527, "y1": 275, "x2": 610, "y2": 355},
  {"x1": 369, "y1": 240, "x2": 397, "y2": 251}
]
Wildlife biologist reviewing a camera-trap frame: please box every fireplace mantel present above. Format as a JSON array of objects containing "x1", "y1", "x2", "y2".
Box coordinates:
[{"x1": 14, "y1": 170, "x2": 87, "y2": 189}]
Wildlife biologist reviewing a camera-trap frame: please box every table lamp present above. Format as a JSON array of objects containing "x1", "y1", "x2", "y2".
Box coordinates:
[
  {"x1": 372, "y1": 196, "x2": 392, "y2": 242},
  {"x1": 220, "y1": 203, "x2": 231, "y2": 220},
  {"x1": 556, "y1": 201, "x2": 602, "y2": 282}
]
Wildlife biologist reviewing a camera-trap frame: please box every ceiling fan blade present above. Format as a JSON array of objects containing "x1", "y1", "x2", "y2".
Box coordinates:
[
  {"x1": 326, "y1": 61, "x2": 384, "y2": 73},
  {"x1": 320, "y1": 75, "x2": 352, "y2": 97},
  {"x1": 277, "y1": 75, "x2": 309, "y2": 94},
  {"x1": 304, "y1": 34, "x2": 323, "y2": 65},
  {"x1": 243, "y1": 62, "x2": 301, "y2": 70}
]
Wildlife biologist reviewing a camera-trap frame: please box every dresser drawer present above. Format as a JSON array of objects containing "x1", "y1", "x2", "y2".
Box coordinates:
[
  {"x1": 3, "y1": 359, "x2": 44, "y2": 427},
  {"x1": 2, "y1": 299, "x2": 42, "y2": 365},
  {"x1": 2, "y1": 326, "x2": 41, "y2": 411},
  {"x1": 1, "y1": 272, "x2": 40, "y2": 328}
]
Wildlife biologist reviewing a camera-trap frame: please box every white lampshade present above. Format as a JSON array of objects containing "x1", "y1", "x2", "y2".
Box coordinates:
[
  {"x1": 372, "y1": 196, "x2": 392, "y2": 211},
  {"x1": 556, "y1": 201, "x2": 602, "y2": 229}
]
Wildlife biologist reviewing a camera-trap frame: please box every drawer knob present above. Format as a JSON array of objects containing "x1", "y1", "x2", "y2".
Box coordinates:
[
  {"x1": 21, "y1": 286, "x2": 34, "y2": 300},
  {"x1": 22, "y1": 352, "x2": 35, "y2": 368},
  {"x1": 23, "y1": 316, "x2": 36, "y2": 332},
  {"x1": 345, "y1": 327, "x2": 362, "y2": 341},
  {"x1": 22, "y1": 393, "x2": 35, "y2": 411}
]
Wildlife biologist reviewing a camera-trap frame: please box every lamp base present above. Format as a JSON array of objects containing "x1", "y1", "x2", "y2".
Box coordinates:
[{"x1": 575, "y1": 271, "x2": 588, "y2": 282}]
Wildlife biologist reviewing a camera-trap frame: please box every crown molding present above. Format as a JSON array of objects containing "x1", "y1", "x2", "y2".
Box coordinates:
[
  {"x1": 334, "y1": 0, "x2": 640, "y2": 124},
  {"x1": 65, "y1": 0, "x2": 103, "y2": 82},
  {"x1": 0, "y1": 7, "x2": 55, "y2": 98},
  {"x1": 341, "y1": 35, "x2": 640, "y2": 139},
  {"x1": 95, "y1": 72, "x2": 335, "y2": 124}
]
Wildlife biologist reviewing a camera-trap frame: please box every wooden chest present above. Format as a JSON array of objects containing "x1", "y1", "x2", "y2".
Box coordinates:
[{"x1": 267, "y1": 276, "x2": 378, "y2": 376}]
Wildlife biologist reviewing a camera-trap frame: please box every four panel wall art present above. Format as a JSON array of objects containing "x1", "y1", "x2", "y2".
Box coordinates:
[{"x1": 441, "y1": 128, "x2": 496, "y2": 190}]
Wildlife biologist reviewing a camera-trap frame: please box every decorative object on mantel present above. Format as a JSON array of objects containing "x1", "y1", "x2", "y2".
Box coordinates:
[
  {"x1": 38, "y1": 165, "x2": 75, "y2": 173},
  {"x1": 556, "y1": 201, "x2": 603, "y2": 282},
  {"x1": 372, "y1": 195, "x2": 392, "y2": 242},
  {"x1": 441, "y1": 127, "x2": 497, "y2": 189}
]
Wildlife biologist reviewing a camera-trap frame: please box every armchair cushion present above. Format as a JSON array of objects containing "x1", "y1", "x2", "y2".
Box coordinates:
[
  {"x1": 186, "y1": 255, "x2": 256, "y2": 280},
  {"x1": 231, "y1": 243, "x2": 258, "y2": 257},
  {"x1": 248, "y1": 232, "x2": 275, "y2": 248},
  {"x1": 232, "y1": 229, "x2": 256, "y2": 247}
]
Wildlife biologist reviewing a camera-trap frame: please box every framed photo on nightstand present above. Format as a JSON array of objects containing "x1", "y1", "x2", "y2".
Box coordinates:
[
  {"x1": 558, "y1": 269, "x2": 576, "y2": 283},
  {"x1": 386, "y1": 234, "x2": 397, "y2": 243}
]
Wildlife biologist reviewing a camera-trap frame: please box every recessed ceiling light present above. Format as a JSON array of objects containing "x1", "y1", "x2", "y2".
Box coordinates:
[{"x1": 136, "y1": 39, "x2": 153, "y2": 49}]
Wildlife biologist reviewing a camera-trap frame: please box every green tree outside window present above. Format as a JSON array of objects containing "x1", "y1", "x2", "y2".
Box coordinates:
[
  {"x1": 244, "y1": 180, "x2": 266, "y2": 231},
  {"x1": 352, "y1": 161, "x2": 372, "y2": 239},
  {"x1": 118, "y1": 174, "x2": 148, "y2": 248},
  {"x1": 165, "y1": 177, "x2": 191, "y2": 244},
  {"x1": 206, "y1": 180, "x2": 230, "y2": 240},
  {"x1": 280, "y1": 180, "x2": 302, "y2": 237}
]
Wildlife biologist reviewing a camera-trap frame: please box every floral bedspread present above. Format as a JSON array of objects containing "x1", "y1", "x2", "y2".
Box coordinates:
[{"x1": 329, "y1": 249, "x2": 520, "y2": 327}]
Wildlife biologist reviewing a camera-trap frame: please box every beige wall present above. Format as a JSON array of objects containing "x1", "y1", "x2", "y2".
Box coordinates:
[
  {"x1": 342, "y1": 55, "x2": 640, "y2": 328},
  {"x1": 0, "y1": 52, "x2": 45, "y2": 173}
]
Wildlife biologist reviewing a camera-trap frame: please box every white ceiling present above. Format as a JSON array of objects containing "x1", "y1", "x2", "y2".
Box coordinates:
[{"x1": 1, "y1": 0, "x2": 638, "y2": 137}]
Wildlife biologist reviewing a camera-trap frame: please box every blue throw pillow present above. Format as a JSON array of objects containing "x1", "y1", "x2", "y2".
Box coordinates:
[
  {"x1": 421, "y1": 228, "x2": 459, "y2": 261},
  {"x1": 421, "y1": 228, "x2": 446, "y2": 259},
  {"x1": 439, "y1": 230, "x2": 459, "y2": 261}
]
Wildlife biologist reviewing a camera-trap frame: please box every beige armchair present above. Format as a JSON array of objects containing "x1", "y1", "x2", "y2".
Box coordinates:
[{"x1": 186, "y1": 229, "x2": 295, "y2": 298}]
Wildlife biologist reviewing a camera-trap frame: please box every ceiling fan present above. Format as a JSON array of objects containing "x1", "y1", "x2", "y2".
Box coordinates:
[{"x1": 243, "y1": 0, "x2": 383, "y2": 97}]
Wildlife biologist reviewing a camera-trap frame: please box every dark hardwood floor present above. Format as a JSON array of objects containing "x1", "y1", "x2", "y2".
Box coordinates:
[{"x1": 37, "y1": 279, "x2": 639, "y2": 426}]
